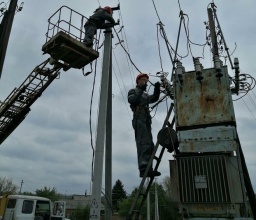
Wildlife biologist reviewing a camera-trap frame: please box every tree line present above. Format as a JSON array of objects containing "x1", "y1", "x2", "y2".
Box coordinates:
[{"x1": 0, "y1": 176, "x2": 181, "y2": 220}]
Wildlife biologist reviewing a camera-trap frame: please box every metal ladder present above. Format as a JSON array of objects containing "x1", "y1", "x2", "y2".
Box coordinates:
[
  {"x1": 0, "y1": 59, "x2": 61, "y2": 144},
  {"x1": 126, "y1": 103, "x2": 175, "y2": 220}
]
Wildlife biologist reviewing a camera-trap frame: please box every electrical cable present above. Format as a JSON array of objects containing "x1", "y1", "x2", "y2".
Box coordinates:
[
  {"x1": 232, "y1": 90, "x2": 249, "y2": 101},
  {"x1": 241, "y1": 98, "x2": 256, "y2": 120},
  {"x1": 176, "y1": 0, "x2": 208, "y2": 61},
  {"x1": 152, "y1": 1, "x2": 203, "y2": 83},
  {"x1": 247, "y1": 92, "x2": 256, "y2": 110},
  {"x1": 113, "y1": 48, "x2": 129, "y2": 98},
  {"x1": 15, "y1": 1, "x2": 23, "y2": 14},
  {"x1": 151, "y1": 0, "x2": 162, "y2": 22},
  {"x1": 117, "y1": 27, "x2": 135, "y2": 87},
  {"x1": 251, "y1": 89, "x2": 256, "y2": 100},
  {"x1": 233, "y1": 73, "x2": 256, "y2": 101},
  {"x1": 158, "y1": 23, "x2": 175, "y2": 65},
  {"x1": 177, "y1": 0, "x2": 182, "y2": 11},
  {"x1": 150, "y1": 102, "x2": 159, "y2": 119},
  {"x1": 116, "y1": 3, "x2": 136, "y2": 87},
  {"x1": 170, "y1": 11, "x2": 184, "y2": 80},
  {"x1": 113, "y1": 51, "x2": 132, "y2": 120},
  {"x1": 182, "y1": 14, "x2": 195, "y2": 59},
  {"x1": 88, "y1": 30, "x2": 102, "y2": 183},
  {"x1": 113, "y1": 27, "x2": 141, "y2": 73},
  {"x1": 160, "y1": 28, "x2": 189, "y2": 60},
  {"x1": 156, "y1": 25, "x2": 164, "y2": 72}
]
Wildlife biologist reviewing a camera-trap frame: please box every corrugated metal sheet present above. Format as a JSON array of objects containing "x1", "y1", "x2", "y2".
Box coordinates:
[
  {"x1": 177, "y1": 156, "x2": 231, "y2": 203},
  {"x1": 173, "y1": 155, "x2": 245, "y2": 217}
]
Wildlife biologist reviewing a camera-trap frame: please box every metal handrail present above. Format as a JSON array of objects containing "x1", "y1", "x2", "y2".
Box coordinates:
[{"x1": 45, "y1": 5, "x2": 88, "y2": 43}]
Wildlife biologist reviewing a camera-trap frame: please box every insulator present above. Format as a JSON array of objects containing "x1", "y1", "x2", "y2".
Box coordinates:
[
  {"x1": 175, "y1": 61, "x2": 184, "y2": 85},
  {"x1": 214, "y1": 55, "x2": 223, "y2": 78},
  {"x1": 234, "y1": 57, "x2": 239, "y2": 68},
  {"x1": 176, "y1": 61, "x2": 183, "y2": 75},
  {"x1": 193, "y1": 57, "x2": 203, "y2": 81}
]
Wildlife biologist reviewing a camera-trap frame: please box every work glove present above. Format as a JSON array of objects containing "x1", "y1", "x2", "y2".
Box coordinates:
[{"x1": 154, "y1": 81, "x2": 161, "y2": 90}]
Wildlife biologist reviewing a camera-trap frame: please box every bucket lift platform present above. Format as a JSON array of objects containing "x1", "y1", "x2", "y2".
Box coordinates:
[{"x1": 42, "y1": 31, "x2": 99, "y2": 71}]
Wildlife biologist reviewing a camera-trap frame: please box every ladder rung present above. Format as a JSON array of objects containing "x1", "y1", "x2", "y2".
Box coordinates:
[
  {"x1": 139, "y1": 192, "x2": 146, "y2": 197},
  {"x1": 154, "y1": 155, "x2": 160, "y2": 161}
]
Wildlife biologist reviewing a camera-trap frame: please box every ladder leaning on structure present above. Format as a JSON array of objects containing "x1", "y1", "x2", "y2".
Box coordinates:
[{"x1": 126, "y1": 101, "x2": 178, "y2": 220}]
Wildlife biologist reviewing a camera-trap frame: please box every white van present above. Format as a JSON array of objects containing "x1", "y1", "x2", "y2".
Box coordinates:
[{"x1": 2, "y1": 195, "x2": 65, "y2": 220}]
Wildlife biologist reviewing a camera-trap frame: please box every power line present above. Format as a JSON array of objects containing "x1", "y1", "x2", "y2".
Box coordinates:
[
  {"x1": 112, "y1": 55, "x2": 132, "y2": 120},
  {"x1": 251, "y1": 89, "x2": 256, "y2": 100},
  {"x1": 151, "y1": 0, "x2": 162, "y2": 22},
  {"x1": 247, "y1": 92, "x2": 256, "y2": 110},
  {"x1": 113, "y1": 50, "x2": 129, "y2": 97},
  {"x1": 118, "y1": 27, "x2": 136, "y2": 87},
  {"x1": 116, "y1": 2, "x2": 136, "y2": 87},
  {"x1": 156, "y1": 24, "x2": 163, "y2": 72},
  {"x1": 241, "y1": 98, "x2": 256, "y2": 120},
  {"x1": 88, "y1": 30, "x2": 103, "y2": 184},
  {"x1": 177, "y1": 0, "x2": 182, "y2": 11},
  {"x1": 113, "y1": 27, "x2": 141, "y2": 73}
]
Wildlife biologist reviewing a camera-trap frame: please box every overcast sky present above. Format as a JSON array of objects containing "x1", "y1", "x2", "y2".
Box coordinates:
[{"x1": 0, "y1": 0, "x2": 256, "y2": 197}]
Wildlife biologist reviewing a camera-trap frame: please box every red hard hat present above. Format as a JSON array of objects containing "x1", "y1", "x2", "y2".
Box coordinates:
[
  {"x1": 136, "y1": 73, "x2": 149, "y2": 84},
  {"x1": 104, "y1": 6, "x2": 112, "y2": 14}
]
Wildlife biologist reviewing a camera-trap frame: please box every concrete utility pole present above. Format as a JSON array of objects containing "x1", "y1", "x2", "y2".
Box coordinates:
[
  {"x1": 207, "y1": 8, "x2": 218, "y2": 56},
  {"x1": 89, "y1": 28, "x2": 112, "y2": 220},
  {"x1": 19, "y1": 180, "x2": 24, "y2": 194},
  {"x1": 0, "y1": 0, "x2": 18, "y2": 79},
  {"x1": 105, "y1": 51, "x2": 112, "y2": 220}
]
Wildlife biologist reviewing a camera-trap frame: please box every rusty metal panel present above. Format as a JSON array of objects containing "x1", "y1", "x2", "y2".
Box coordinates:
[
  {"x1": 180, "y1": 203, "x2": 240, "y2": 218},
  {"x1": 174, "y1": 66, "x2": 235, "y2": 127},
  {"x1": 178, "y1": 125, "x2": 237, "y2": 152}
]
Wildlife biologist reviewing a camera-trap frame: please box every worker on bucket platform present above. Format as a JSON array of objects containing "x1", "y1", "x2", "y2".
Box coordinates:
[
  {"x1": 128, "y1": 73, "x2": 161, "y2": 178},
  {"x1": 83, "y1": 6, "x2": 115, "y2": 48}
]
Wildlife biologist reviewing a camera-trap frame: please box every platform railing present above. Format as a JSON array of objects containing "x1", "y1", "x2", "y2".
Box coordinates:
[{"x1": 45, "y1": 5, "x2": 88, "y2": 43}]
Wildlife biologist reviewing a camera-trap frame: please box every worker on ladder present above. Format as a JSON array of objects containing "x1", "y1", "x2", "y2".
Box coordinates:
[
  {"x1": 128, "y1": 73, "x2": 161, "y2": 177},
  {"x1": 83, "y1": 6, "x2": 115, "y2": 48}
]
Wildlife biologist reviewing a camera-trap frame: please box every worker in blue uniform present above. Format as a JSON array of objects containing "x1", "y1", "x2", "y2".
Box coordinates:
[
  {"x1": 83, "y1": 6, "x2": 115, "y2": 48},
  {"x1": 128, "y1": 73, "x2": 161, "y2": 177}
]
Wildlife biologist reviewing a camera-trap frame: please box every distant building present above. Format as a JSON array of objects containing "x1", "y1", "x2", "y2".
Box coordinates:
[
  {"x1": 62, "y1": 195, "x2": 123, "y2": 220},
  {"x1": 62, "y1": 195, "x2": 104, "y2": 218}
]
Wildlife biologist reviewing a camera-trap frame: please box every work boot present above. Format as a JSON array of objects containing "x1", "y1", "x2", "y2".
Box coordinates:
[
  {"x1": 85, "y1": 43, "x2": 93, "y2": 48},
  {"x1": 139, "y1": 170, "x2": 161, "y2": 178}
]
